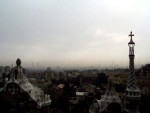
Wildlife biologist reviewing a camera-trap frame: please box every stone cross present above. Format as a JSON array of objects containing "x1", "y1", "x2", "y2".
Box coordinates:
[{"x1": 129, "y1": 31, "x2": 134, "y2": 38}]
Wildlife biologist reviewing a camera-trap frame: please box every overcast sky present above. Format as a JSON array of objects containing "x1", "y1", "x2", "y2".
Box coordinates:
[{"x1": 0, "y1": 0, "x2": 150, "y2": 68}]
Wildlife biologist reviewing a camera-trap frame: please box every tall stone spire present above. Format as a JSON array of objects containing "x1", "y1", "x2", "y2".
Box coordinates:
[
  {"x1": 126, "y1": 31, "x2": 141, "y2": 113},
  {"x1": 127, "y1": 31, "x2": 140, "y2": 98}
]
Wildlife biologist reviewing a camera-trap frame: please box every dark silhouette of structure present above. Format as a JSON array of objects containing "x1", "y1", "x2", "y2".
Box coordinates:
[{"x1": 0, "y1": 59, "x2": 51, "y2": 113}]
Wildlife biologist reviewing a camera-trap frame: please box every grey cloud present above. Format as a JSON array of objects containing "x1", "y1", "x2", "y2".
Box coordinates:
[{"x1": 0, "y1": 0, "x2": 150, "y2": 67}]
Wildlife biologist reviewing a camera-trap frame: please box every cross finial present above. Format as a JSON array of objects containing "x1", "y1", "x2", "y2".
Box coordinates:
[{"x1": 129, "y1": 31, "x2": 134, "y2": 38}]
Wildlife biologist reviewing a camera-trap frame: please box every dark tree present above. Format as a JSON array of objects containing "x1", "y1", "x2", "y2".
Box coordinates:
[{"x1": 94, "y1": 72, "x2": 108, "y2": 86}]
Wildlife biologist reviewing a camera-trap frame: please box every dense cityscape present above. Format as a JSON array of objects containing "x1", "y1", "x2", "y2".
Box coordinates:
[
  {"x1": 1, "y1": 1, "x2": 150, "y2": 113},
  {"x1": 0, "y1": 32, "x2": 150, "y2": 113}
]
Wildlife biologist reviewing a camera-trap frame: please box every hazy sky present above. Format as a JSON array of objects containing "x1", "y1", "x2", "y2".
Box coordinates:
[{"x1": 0, "y1": 0, "x2": 150, "y2": 68}]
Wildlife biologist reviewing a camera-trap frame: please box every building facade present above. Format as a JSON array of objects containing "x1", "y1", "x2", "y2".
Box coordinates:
[{"x1": 0, "y1": 59, "x2": 51, "y2": 113}]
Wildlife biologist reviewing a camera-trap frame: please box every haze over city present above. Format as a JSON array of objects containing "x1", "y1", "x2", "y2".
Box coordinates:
[{"x1": 0, "y1": 0, "x2": 150, "y2": 68}]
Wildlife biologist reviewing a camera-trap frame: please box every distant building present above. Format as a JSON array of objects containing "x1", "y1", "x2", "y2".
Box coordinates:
[{"x1": 0, "y1": 66, "x2": 4, "y2": 80}]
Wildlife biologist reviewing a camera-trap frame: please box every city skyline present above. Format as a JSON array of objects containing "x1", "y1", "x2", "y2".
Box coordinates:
[{"x1": 0, "y1": 0, "x2": 150, "y2": 67}]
